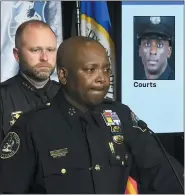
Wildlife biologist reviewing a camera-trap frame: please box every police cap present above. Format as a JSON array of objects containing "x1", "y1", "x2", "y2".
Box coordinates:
[{"x1": 136, "y1": 16, "x2": 175, "y2": 45}]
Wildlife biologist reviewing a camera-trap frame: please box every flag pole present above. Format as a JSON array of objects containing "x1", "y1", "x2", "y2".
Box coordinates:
[{"x1": 76, "y1": 1, "x2": 81, "y2": 36}]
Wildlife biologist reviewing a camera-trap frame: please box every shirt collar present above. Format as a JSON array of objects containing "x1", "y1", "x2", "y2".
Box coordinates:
[
  {"x1": 143, "y1": 64, "x2": 172, "y2": 80},
  {"x1": 18, "y1": 71, "x2": 52, "y2": 92},
  {"x1": 53, "y1": 89, "x2": 86, "y2": 125}
]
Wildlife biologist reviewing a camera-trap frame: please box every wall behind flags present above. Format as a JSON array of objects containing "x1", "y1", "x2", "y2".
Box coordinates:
[{"x1": 0, "y1": 1, "x2": 63, "y2": 82}]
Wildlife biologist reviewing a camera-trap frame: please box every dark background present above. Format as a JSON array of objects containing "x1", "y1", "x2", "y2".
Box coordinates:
[
  {"x1": 61, "y1": 1, "x2": 183, "y2": 166},
  {"x1": 133, "y1": 16, "x2": 175, "y2": 80}
]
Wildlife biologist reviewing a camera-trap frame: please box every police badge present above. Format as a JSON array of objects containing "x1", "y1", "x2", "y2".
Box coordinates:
[
  {"x1": 150, "y1": 16, "x2": 161, "y2": 25},
  {"x1": 10, "y1": 111, "x2": 23, "y2": 126},
  {"x1": 112, "y1": 135, "x2": 124, "y2": 144},
  {"x1": 0, "y1": 132, "x2": 20, "y2": 159}
]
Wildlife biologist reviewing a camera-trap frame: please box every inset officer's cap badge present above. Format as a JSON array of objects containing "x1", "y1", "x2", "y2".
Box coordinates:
[
  {"x1": 150, "y1": 16, "x2": 161, "y2": 25},
  {"x1": 0, "y1": 132, "x2": 20, "y2": 159}
]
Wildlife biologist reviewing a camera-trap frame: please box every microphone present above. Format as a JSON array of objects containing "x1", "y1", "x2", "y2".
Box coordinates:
[{"x1": 138, "y1": 120, "x2": 184, "y2": 192}]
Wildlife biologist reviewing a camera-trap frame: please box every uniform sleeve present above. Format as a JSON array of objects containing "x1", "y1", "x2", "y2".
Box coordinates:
[
  {"x1": 123, "y1": 115, "x2": 184, "y2": 193},
  {"x1": 0, "y1": 116, "x2": 36, "y2": 193}
]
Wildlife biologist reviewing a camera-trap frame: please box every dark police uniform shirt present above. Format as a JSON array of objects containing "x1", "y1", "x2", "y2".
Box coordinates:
[
  {"x1": 0, "y1": 73, "x2": 60, "y2": 144},
  {"x1": 0, "y1": 89, "x2": 183, "y2": 194},
  {"x1": 143, "y1": 64, "x2": 175, "y2": 80}
]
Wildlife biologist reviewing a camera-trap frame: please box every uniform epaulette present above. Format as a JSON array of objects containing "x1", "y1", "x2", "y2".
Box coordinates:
[
  {"x1": 0, "y1": 75, "x2": 19, "y2": 88},
  {"x1": 0, "y1": 82, "x2": 5, "y2": 88},
  {"x1": 0, "y1": 78, "x2": 13, "y2": 87}
]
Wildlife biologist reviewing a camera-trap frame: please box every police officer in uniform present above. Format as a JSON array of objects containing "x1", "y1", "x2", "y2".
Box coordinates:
[
  {"x1": 136, "y1": 16, "x2": 175, "y2": 80},
  {"x1": 0, "y1": 20, "x2": 60, "y2": 144},
  {"x1": 0, "y1": 37, "x2": 183, "y2": 194}
]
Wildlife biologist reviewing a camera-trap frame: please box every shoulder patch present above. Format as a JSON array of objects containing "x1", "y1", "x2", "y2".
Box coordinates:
[
  {"x1": 0, "y1": 132, "x2": 20, "y2": 159},
  {"x1": 131, "y1": 112, "x2": 147, "y2": 132},
  {"x1": 133, "y1": 125, "x2": 147, "y2": 133},
  {"x1": 131, "y1": 112, "x2": 140, "y2": 126}
]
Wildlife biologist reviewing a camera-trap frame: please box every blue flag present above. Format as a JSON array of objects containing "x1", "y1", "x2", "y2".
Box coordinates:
[{"x1": 80, "y1": 1, "x2": 116, "y2": 100}]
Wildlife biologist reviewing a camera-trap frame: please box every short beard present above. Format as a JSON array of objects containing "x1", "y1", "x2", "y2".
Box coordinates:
[
  {"x1": 20, "y1": 63, "x2": 55, "y2": 81},
  {"x1": 31, "y1": 68, "x2": 55, "y2": 81}
]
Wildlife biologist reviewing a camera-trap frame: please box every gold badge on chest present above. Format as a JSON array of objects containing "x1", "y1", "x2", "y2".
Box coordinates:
[
  {"x1": 112, "y1": 135, "x2": 124, "y2": 144},
  {"x1": 9, "y1": 111, "x2": 23, "y2": 126}
]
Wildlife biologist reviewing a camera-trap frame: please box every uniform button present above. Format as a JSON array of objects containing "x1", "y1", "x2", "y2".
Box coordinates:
[
  {"x1": 121, "y1": 161, "x2": 124, "y2": 165},
  {"x1": 116, "y1": 155, "x2": 120, "y2": 160},
  {"x1": 61, "y1": 168, "x2": 66, "y2": 174},
  {"x1": 95, "y1": 164, "x2": 101, "y2": 171}
]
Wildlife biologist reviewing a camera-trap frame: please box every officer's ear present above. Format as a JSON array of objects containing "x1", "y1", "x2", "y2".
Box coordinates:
[
  {"x1": 57, "y1": 68, "x2": 68, "y2": 85},
  {"x1": 13, "y1": 48, "x2": 20, "y2": 63},
  {"x1": 167, "y1": 46, "x2": 172, "y2": 58}
]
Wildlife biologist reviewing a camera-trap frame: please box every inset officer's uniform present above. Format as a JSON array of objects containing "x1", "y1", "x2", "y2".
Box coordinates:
[
  {"x1": 0, "y1": 89, "x2": 183, "y2": 193},
  {"x1": 0, "y1": 72, "x2": 60, "y2": 144},
  {"x1": 136, "y1": 16, "x2": 175, "y2": 80}
]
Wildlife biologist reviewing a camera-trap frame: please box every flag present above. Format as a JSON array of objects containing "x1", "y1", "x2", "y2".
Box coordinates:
[
  {"x1": 1, "y1": 1, "x2": 63, "y2": 82},
  {"x1": 80, "y1": 1, "x2": 116, "y2": 100},
  {"x1": 125, "y1": 176, "x2": 138, "y2": 194}
]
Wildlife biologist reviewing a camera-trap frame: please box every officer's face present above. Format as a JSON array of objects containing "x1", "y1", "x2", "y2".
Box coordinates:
[
  {"x1": 13, "y1": 25, "x2": 57, "y2": 81},
  {"x1": 62, "y1": 43, "x2": 110, "y2": 107},
  {"x1": 139, "y1": 39, "x2": 172, "y2": 75}
]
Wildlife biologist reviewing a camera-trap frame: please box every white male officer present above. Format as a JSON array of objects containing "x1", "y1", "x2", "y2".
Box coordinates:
[{"x1": 0, "y1": 20, "x2": 60, "y2": 144}]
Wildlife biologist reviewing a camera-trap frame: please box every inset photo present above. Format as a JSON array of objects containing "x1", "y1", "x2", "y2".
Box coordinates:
[{"x1": 133, "y1": 16, "x2": 175, "y2": 80}]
